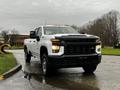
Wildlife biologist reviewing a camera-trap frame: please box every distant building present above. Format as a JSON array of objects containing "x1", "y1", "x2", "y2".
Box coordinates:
[
  {"x1": 0, "y1": 34, "x2": 4, "y2": 45},
  {"x1": 7, "y1": 34, "x2": 29, "y2": 46}
]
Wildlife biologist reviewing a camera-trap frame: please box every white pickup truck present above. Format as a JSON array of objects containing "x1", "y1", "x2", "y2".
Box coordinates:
[{"x1": 24, "y1": 25, "x2": 101, "y2": 75}]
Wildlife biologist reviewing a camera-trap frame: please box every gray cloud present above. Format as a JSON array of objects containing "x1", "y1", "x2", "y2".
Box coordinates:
[{"x1": 0, "y1": 0, "x2": 120, "y2": 34}]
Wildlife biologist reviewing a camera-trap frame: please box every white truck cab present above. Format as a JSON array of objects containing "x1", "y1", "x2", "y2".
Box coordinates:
[{"x1": 24, "y1": 25, "x2": 102, "y2": 75}]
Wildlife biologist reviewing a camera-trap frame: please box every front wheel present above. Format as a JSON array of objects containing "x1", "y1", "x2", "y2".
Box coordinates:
[
  {"x1": 41, "y1": 53, "x2": 50, "y2": 76},
  {"x1": 82, "y1": 64, "x2": 97, "y2": 73}
]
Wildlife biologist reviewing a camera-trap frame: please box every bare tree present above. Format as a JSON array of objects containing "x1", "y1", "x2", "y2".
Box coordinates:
[
  {"x1": 71, "y1": 25, "x2": 79, "y2": 30},
  {"x1": 79, "y1": 10, "x2": 120, "y2": 46},
  {"x1": 9, "y1": 29, "x2": 19, "y2": 46},
  {"x1": 1, "y1": 30, "x2": 9, "y2": 43},
  {"x1": 11, "y1": 29, "x2": 19, "y2": 35}
]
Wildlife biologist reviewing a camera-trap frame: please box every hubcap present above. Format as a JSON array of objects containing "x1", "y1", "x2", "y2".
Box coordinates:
[{"x1": 42, "y1": 56, "x2": 47, "y2": 74}]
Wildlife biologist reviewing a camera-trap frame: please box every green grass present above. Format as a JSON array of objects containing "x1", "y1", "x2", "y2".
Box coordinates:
[
  {"x1": 0, "y1": 53, "x2": 17, "y2": 75},
  {"x1": 11, "y1": 46, "x2": 23, "y2": 49},
  {"x1": 102, "y1": 47, "x2": 120, "y2": 55}
]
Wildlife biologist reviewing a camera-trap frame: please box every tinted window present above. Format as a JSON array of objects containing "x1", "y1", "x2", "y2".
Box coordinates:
[
  {"x1": 44, "y1": 26, "x2": 79, "y2": 35},
  {"x1": 36, "y1": 27, "x2": 42, "y2": 37}
]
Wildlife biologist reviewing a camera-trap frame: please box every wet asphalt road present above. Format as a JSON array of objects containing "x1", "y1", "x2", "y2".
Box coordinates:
[{"x1": 0, "y1": 50, "x2": 120, "y2": 90}]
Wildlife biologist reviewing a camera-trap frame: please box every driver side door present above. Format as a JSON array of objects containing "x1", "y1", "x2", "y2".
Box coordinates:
[{"x1": 34, "y1": 27, "x2": 42, "y2": 59}]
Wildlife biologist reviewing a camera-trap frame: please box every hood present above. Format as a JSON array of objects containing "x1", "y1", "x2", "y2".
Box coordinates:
[
  {"x1": 54, "y1": 34, "x2": 99, "y2": 39},
  {"x1": 43, "y1": 34, "x2": 99, "y2": 41}
]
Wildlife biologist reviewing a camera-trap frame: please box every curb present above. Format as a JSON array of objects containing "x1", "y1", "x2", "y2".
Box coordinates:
[
  {"x1": 0, "y1": 50, "x2": 22, "y2": 80},
  {"x1": 102, "y1": 54, "x2": 120, "y2": 56},
  {"x1": 2, "y1": 52, "x2": 22, "y2": 79},
  {"x1": 2, "y1": 64, "x2": 22, "y2": 79}
]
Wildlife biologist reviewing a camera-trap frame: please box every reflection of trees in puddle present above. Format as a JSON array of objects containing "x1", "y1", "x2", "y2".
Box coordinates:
[
  {"x1": 80, "y1": 73, "x2": 99, "y2": 88},
  {"x1": 23, "y1": 62, "x2": 100, "y2": 90},
  {"x1": 30, "y1": 72, "x2": 100, "y2": 90},
  {"x1": 63, "y1": 72, "x2": 100, "y2": 89}
]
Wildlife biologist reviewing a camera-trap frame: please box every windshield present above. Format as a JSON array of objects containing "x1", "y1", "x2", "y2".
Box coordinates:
[{"x1": 44, "y1": 26, "x2": 79, "y2": 35}]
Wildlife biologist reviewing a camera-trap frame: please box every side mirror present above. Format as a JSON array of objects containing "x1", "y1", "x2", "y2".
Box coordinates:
[
  {"x1": 30, "y1": 31, "x2": 36, "y2": 38},
  {"x1": 36, "y1": 36, "x2": 40, "y2": 41}
]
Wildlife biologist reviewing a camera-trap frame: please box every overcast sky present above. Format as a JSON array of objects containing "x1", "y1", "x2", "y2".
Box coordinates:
[{"x1": 0, "y1": 0, "x2": 120, "y2": 34}]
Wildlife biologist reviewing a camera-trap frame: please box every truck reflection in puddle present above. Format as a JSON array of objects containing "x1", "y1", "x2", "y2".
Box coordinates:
[{"x1": 23, "y1": 61, "x2": 100, "y2": 90}]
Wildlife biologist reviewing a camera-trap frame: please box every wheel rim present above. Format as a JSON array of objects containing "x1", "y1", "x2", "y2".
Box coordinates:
[
  {"x1": 42, "y1": 56, "x2": 47, "y2": 75},
  {"x1": 24, "y1": 51, "x2": 27, "y2": 60}
]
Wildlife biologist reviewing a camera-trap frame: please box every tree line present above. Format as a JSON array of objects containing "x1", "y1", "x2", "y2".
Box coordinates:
[
  {"x1": 0, "y1": 29, "x2": 19, "y2": 46},
  {"x1": 1, "y1": 10, "x2": 120, "y2": 47},
  {"x1": 79, "y1": 10, "x2": 120, "y2": 47}
]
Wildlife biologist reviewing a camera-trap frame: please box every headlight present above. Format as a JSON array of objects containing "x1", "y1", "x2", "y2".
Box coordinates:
[
  {"x1": 52, "y1": 45, "x2": 60, "y2": 53},
  {"x1": 51, "y1": 39, "x2": 60, "y2": 53},
  {"x1": 96, "y1": 45, "x2": 101, "y2": 54}
]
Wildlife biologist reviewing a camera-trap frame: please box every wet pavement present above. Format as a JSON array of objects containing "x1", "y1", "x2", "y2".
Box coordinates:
[{"x1": 0, "y1": 50, "x2": 120, "y2": 90}]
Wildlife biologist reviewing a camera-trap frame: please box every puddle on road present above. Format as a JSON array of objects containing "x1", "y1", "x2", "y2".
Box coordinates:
[
  {"x1": 32, "y1": 73, "x2": 100, "y2": 90},
  {"x1": 23, "y1": 61, "x2": 100, "y2": 90}
]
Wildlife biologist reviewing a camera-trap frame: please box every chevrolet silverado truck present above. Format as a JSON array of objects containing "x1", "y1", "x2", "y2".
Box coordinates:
[{"x1": 24, "y1": 25, "x2": 101, "y2": 75}]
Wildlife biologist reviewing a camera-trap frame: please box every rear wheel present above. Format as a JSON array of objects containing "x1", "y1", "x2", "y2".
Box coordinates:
[
  {"x1": 24, "y1": 48, "x2": 31, "y2": 63},
  {"x1": 82, "y1": 64, "x2": 97, "y2": 73}
]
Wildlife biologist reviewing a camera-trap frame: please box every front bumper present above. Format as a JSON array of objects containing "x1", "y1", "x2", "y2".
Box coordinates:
[{"x1": 48, "y1": 54, "x2": 101, "y2": 68}]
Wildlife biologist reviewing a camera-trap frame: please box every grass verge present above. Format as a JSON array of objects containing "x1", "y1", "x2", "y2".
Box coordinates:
[
  {"x1": 102, "y1": 47, "x2": 120, "y2": 55},
  {"x1": 0, "y1": 53, "x2": 17, "y2": 75},
  {"x1": 11, "y1": 46, "x2": 23, "y2": 49}
]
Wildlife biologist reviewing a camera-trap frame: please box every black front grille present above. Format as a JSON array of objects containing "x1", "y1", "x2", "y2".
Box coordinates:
[
  {"x1": 56, "y1": 35, "x2": 97, "y2": 55},
  {"x1": 64, "y1": 43, "x2": 96, "y2": 55}
]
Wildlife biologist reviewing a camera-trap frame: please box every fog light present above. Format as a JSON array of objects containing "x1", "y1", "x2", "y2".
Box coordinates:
[{"x1": 96, "y1": 45, "x2": 101, "y2": 54}]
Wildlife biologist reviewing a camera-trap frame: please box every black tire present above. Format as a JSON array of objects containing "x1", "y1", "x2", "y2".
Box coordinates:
[
  {"x1": 41, "y1": 53, "x2": 50, "y2": 76},
  {"x1": 24, "y1": 48, "x2": 31, "y2": 63},
  {"x1": 82, "y1": 65, "x2": 97, "y2": 73}
]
